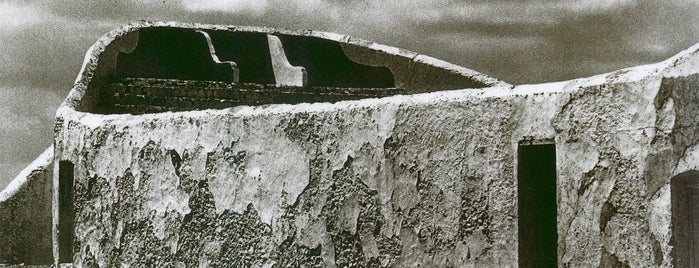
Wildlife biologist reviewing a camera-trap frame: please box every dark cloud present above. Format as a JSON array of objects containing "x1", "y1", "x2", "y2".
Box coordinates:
[
  {"x1": 401, "y1": 0, "x2": 698, "y2": 83},
  {"x1": 0, "y1": 23, "x2": 106, "y2": 89},
  {"x1": 0, "y1": 0, "x2": 697, "y2": 187}
]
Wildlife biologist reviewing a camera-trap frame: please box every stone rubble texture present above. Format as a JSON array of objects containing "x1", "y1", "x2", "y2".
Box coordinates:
[{"x1": 0, "y1": 21, "x2": 698, "y2": 267}]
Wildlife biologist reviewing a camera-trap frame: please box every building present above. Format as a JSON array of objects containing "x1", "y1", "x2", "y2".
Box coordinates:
[{"x1": 0, "y1": 21, "x2": 698, "y2": 267}]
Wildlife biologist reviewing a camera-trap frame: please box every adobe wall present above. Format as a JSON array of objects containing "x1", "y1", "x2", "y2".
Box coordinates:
[
  {"x1": 0, "y1": 146, "x2": 54, "y2": 264},
  {"x1": 52, "y1": 44, "x2": 699, "y2": 267}
]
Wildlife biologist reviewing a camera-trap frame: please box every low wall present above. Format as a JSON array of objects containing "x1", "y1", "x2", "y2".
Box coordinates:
[
  {"x1": 98, "y1": 78, "x2": 405, "y2": 114},
  {"x1": 0, "y1": 146, "x2": 54, "y2": 265}
]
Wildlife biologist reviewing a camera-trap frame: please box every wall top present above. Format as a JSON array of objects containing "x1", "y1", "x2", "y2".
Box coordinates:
[{"x1": 62, "y1": 21, "x2": 511, "y2": 115}]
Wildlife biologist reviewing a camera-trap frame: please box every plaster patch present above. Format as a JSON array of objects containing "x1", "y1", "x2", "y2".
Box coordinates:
[
  {"x1": 208, "y1": 130, "x2": 309, "y2": 224},
  {"x1": 649, "y1": 184, "x2": 671, "y2": 243},
  {"x1": 658, "y1": 97, "x2": 676, "y2": 132}
]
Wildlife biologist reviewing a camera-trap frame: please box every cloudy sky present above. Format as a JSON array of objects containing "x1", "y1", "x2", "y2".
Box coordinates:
[{"x1": 0, "y1": 0, "x2": 697, "y2": 188}]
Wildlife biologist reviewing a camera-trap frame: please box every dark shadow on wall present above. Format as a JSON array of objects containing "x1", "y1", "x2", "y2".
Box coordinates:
[
  {"x1": 276, "y1": 35, "x2": 395, "y2": 88},
  {"x1": 671, "y1": 170, "x2": 699, "y2": 268},
  {"x1": 203, "y1": 30, "x2": 276, "y2": 85},
  {"x1": 116, "y1": 27, "x2": 236, "y2": 82}
]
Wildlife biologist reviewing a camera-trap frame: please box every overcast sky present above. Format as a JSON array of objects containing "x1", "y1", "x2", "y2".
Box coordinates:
[{"x1": 0, "y1": 0, "x2": 697, "y2": 188}]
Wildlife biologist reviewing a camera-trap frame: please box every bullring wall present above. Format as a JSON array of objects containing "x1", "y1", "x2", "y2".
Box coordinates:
[{"x1": 52, "y1": 43, "x2": 699, "y2": 267}]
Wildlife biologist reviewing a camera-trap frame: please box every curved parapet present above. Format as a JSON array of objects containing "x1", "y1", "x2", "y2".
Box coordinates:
[
  {"x1": 340, "y1": 42, "x2": 505, "y2": 92},
  {"x1": 62, "y1": 21, "x2": 509, "y2": 115},
  {"x1": 0, "y1": 146, "x2": 53, "y2": 265}
]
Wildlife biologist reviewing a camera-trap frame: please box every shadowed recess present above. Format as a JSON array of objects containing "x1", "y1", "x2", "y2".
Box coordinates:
[
  {"x1": 203, "y1": 30, "x2": 276, "y2": 85},
  {"x1": 116, "y1": 27, "x2": 236, "y2": 82},
  {"x1": 276, "y1": 35, "x2": 395, "y2": 88}
]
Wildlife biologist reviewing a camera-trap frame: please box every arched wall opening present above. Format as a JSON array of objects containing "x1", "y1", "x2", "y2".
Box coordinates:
[{"x1": 671, "y1": 170, "x2": 699, "y2": 267}]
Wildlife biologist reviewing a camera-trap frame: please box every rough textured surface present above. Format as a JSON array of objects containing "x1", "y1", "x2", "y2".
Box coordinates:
[
  {"x1": 49, "y1": 42, "x2": 699, "y2": 267},
  {"x1": 0, "y1": 147, "x2": 54, "y2": 265},
  {"x1": 0, "y1": 20, "x2": 672, "y2": 266},
  {"x1": 99, "y1": 78, "x2": 405, "y2": 114}
]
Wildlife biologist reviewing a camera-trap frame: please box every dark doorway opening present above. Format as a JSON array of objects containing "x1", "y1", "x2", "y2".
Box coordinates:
[
  {"x1": 671, "y1": 170, "x2": 699, "y2": 268},
  {"x1": 58, "y1": 161, "x2": 75, "y2": 263},
  {"x1": 518, "y1": 143, "x2": 557, "y2": 268}
]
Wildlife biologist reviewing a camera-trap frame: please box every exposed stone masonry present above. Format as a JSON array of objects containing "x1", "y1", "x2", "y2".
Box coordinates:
[{"x1": 99, "y1": 78, "x2": 406, "y2": 114}]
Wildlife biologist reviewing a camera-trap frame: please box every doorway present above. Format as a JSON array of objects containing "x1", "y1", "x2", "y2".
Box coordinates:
[
  {"x1": 58, "y1": 161, "x2": 74, "y2": 263},
  {"x1": 518, "y1": 143, "x2": 557, "y2": 267},
  {"x1": 671, "y1": 170, "x2": 699, "y2": 268}
]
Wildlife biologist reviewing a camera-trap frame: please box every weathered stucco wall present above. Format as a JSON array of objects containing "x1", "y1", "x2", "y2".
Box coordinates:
[
  {"x1": 0, "y1": 146, "x2": 54, "y2": 264},
  {"x1": 52, "y1": 44, "x2": 699, "y2": 267}
]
